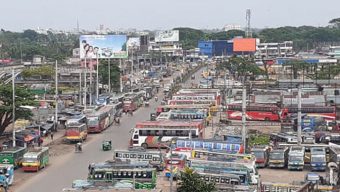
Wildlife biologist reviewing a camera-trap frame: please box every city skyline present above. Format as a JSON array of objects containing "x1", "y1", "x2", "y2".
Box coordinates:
[{"x1": 1, "y1": 0, "x2": 339, "y2": 32}]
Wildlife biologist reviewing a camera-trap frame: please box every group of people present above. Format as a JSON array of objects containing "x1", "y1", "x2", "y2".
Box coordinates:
[{"x1": 81, "y1": 40, "x2": 99, "y2": 59}]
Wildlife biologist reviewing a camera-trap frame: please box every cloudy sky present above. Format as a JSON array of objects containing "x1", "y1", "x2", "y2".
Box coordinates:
[{"x1": 1, "y1": 0, "x2": 339, "y2": 31}]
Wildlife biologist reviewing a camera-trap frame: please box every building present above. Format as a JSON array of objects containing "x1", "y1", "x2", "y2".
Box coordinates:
[
  {"x1": 224, "y1": 24, "x2": 243, "y2": 32},
  {"x1": 328, "y1": 46, "x2": 340, "y2": 58},
  {"x1": 256, "y1": 41, "x2": 294, "y2": 59},
  {"x1": 198, "y1": 40, "x2": 232, "y2": 58}
]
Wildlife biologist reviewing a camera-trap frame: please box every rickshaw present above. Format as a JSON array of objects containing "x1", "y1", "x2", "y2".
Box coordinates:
[
  {"x1": 144, "y1": 101, "x2": 150, "y2": 107},
  {"x1": 102, "y1": 140, "x2": 112, "y2": 151}
]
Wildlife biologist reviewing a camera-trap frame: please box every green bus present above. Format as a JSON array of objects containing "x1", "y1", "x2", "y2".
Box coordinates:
[
  {"x1": 88, "y1": 161, "x2": 157, "y2": 189},
  {"x1": 0, "y1": 147, "x2": 27, "y2": 168}
]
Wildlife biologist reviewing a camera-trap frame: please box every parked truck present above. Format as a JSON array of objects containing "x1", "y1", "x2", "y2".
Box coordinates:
[
  {"x1": 268, "y1": 147, "x2": 289, "y2": 168},
  {"x1": 251, "y1": 145, "x2": 270, "y2": 168},
  {"x1": 310, "y1": 147, "x2": 327, "y2": 171},
  {"x1": 288, "y1": 146, "x2": 305, "y2": 170}
]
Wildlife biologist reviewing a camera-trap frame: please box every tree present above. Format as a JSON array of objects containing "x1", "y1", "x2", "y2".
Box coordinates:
[
  {"x1": 0, "y1": 85, "x2": 36, "y2": 135},
  {"x1": 218, "y1": 56, "x2": 264, "y2": 81},
  {"x1": 98, "y1": 60, "x2": 121, "y2": 91},
  {"x1": 21, "y1": 65, "x2": 55, "y2": 79},
  {"x1": 283, "y1": 60, "x2": 309, "y2": 79},
  {"x1": 177, "y1": 168, "x2": 216, "y2": 192}
]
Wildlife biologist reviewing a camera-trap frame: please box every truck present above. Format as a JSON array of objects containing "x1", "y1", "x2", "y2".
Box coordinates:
[
  {"x1": 21, "y1": 147, "x2": 49, "y2": 172},
  {"x1": 310, "y1": 147, "x2": 327, "y2": 171},
  {"x1": 288, "y1": 146, "x2": 305, "y2": 170},
  {"x1": 268, "y1": 147, "x2": 289, "y2": 168},
  {"x1": 251, "y1": 145, "x2": 270, "y2": 168},
  {"x1": 0, "y1": 147, "x2": 27, "y2": 168}
]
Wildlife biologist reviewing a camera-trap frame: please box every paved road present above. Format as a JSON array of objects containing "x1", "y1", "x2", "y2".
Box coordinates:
[{"x1": 16, "y1": 67, "x2": 205, "y2": 192}]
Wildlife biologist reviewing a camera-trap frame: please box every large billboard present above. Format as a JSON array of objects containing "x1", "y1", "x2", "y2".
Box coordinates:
[
  {"x1": 127, "y1": 37, "x2": 140, "y2": 49},
  {"x1": 155, "y1": 30, "x2": 179, "y2": 42},
  {"x1": 80, "y1": 35, "x2": 128, "y2": 59},
  {"x1": 233, "y1": 38, "x2": 256, "y2": 52}
]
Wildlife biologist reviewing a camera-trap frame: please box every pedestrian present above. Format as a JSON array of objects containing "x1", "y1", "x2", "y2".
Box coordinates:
[
  {"x1": 129, "y1": 110, "x2": 133, "y2": 116},
  {"x1": 50, "y1": 132, "x2": 54, "y2": 140}
]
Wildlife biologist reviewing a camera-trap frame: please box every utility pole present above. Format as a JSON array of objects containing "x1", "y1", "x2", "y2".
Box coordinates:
[
  {"x1": 79, "y1": 71, "x2": 82, "y2": 105},
  {"x1": 242, "y1": 87, "x2": 247, "y2": 153},
  {"x1": 12, "y1": 68, "x2": 16, "y2": 147},
  {"x1": 55, "y1": 60, "x2": 58, "y2": 132},
  {"x1": 84, "y1": 57, "x2": 87, "y2": 109},
  {"x1": 119, "y1": 59, "x2": 123, "y2": 93},
  {"x1": 108, "y1": 58, "x2": 111, "y2": 93},
  {"x1": 169, "y1": 145, "x2": 173, "y2": 192},
  {"x1": 297, "y1": 86, "x2": 302, "y2": 146},
  {"x1": 96, "y1": 55, "x2": 99, "y2": 99},
  {"x1": 89, "y1": 59, "x2": 92, "y2": 106},
  {"x1": 131, "y1": 49, "x2": 134, "y2": 74}
]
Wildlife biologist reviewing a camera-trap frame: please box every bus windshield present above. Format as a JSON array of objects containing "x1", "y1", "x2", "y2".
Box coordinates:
[
  {"x1": 270, "y1": 152, "x2": 284, "y2": 160},
  {"x1": 289, "y1": 156, "x2": 303, "y2": 162},
  {"x1": 311, "y1": 156, "x2": 326, "y2": 162},
  {"x1": 253, "y1": 151, "x2": 264, "y2": 159},
  {"x1": 24, "y1": 157, "x2": 37, "y2": 162},
  {"x1": 87, "y1": 117, "x2": 99, "y2": 126}
]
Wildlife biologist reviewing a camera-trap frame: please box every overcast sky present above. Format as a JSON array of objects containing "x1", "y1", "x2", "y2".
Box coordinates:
[{"x1": 1, "y1": 0, "x2": 339, "y2": 31}]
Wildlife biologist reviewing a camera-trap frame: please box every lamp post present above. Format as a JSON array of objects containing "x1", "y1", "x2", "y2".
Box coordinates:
[{"x1": 12, "y1": 68, "x2": 16, "y2": 147}]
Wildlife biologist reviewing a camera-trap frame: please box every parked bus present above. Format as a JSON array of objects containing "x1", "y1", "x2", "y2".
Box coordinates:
[
  {"x1": 86, "y1": 105, "x2": 115, "y2": 133},
  {"x1": 177, "y1": 89, "x2": 221, "y2": 104},
  {"x1": 251, "y1": 145, "x2": 271, "y2": 168},
  {"x1": 226, "y1": 104, "x2": 284, "y2": 121},
  {"x1": 135, "y1": 120, "x2": 205, "y2": 130},
  {"x1": 188, "y1": 158, "x2": 258, "y2": 185},
  {"x1": 285, "y1": 106, "x2": 336, "y2": 120},
  {"x1": 190, "y1": 150, "x2": 252, "y2": 160},
  {"x1": 123, "y1": 93, "x2": 139, "y2": 112},
  {"x1": 176, "y1": 139, "x2": 243, "y2": 154},
  {"x1": 172, "y1": 93, "x2": 218, "y2": 104},
  {"x1": 157, "y1": 109, "x2": 209, "y2": 121},
  {"x1": 65, "y1": 123, "x2": 88, "y2": 142},
  {"x1": 156, "y1": 104, "x2": 211, "y2": 116},
  {"x1": 198, "y1": 172, "x2": 249, "y2": 190},
  {"x1": 88, "y1": 161, "x2": 156, "y2": 190},
  {"x1": 65, "y1": 115, "x2": 87, "y2": 127},
  {"x1": 22, "y1": 147, "x2": 49, "y2": 172},
  {"x1": 164, "y1": 153, "x2": 186, "y2": 179},
  {"x1": 113, "y1": 149, "x2": 164, "y2": 171},
  {"x1": 0, "y1": 147, "x2": 27, "y2": 168},
  {"x1": 268, "y1": 147, "x2": 289, "y2": 168}
]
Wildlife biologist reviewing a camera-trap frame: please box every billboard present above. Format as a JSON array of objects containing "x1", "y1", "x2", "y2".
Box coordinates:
[
  {"x1": 80, "y1": 35, "x2": 127, "y2": 59},
  {"x1": 155, "y1": 30, "x2": 179, "y2": 42},
  {"x1": 127, "y1": 37, "x2": 140, "y2": 49},
  {"x1": 233, "y1": 38, "x2": 256, "y2": 52}
]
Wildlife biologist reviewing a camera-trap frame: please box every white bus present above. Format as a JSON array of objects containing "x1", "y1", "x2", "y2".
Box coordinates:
[
  {"x1": 130, "y1": 127, "x2": 200, "y2": 149},
  {"x1": 114, "y1": 149, "x2": 164, "y2": 170}
]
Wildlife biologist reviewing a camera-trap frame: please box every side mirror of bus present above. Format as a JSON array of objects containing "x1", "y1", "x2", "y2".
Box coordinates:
[{"x1": 129, "y1": 129, "x2": 134, "y2": 134}]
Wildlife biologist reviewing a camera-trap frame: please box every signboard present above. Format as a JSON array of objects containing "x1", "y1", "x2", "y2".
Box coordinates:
[
  {"x1": 79, "y1": 35, "x2": 128, "y2": 59},
  {"x1": 155, "y1": 30, "x2": 179, "y2": 42},
  {"x1": 233, "y1": 38, "x2": 256, "y2": 52},
  {"x1": 127, "y1": 37, "x2": 140, "y2": 49}
]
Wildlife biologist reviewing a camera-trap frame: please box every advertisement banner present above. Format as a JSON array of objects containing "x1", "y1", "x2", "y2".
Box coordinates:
[
  {"x1": 80, "y1": 35, "x2": 128, "y2": 59},
  {"x1": 127, "y1": 37, "x2": 140, "y2": 49},
  {"x1": 155, "y1": 30, "x2": 179, "y2": 42}
]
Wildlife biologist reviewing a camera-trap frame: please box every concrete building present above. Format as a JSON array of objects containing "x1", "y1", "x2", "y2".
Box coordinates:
[
  {"x1": 224, "y1": 24, "x2": 243, "y2": 32},
  {"x1": 328, "y1": 46, "x2": 340, "y2": 58},
  {"x1": 255, "y1": 41, "x2": 294, "y2": 59},
  {"x1": 198, "y1": 40, "x2": 233, "y2": 58}
]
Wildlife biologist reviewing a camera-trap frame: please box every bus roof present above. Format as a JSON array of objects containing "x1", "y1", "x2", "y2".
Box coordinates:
[
  {"x1": 160, "y1": 104, "x2": 211, "y2": 109},
  {"x1": 0, "y1": 147, "x2": 26, "y2": 153},
  {"x1": 136, "y1": 120, "x2": 204, "y2": 127},
  {"x1": 86, "y1": 105, "x2": 113, "y2": 117}
]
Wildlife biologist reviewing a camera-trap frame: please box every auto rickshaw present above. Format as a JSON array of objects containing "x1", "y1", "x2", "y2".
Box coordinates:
[{"x1": 102, "y1": 140, "x2": 112, "y2": 151}]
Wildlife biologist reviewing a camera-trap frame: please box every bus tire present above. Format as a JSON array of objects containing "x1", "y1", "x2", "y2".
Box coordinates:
[{"x1": 141, "y1": 143, "x2": 148, "y2": 149}]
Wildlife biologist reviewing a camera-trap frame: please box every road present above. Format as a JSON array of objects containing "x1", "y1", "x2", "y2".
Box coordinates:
[{"x1": 15, "y1": 66, "x2": 204, "y2": 192}]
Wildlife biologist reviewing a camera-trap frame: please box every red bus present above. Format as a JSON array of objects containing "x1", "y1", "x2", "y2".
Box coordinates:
[
  {"x1": 285, "y1": 106, "x2": 336, "y2": 120},
  {"x1": 226, "y1": 104, "x2": 284, "y2": 121},
  {"x1": 86, "y1": 105, "x2": 115, "y2": 133},
  {"x1": 123, "y1": 93, "x2": 139, "y2": 112}
]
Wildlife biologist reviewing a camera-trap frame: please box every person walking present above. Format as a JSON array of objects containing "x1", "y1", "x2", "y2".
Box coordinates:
[{"x1": 50, "y1": 132, "x2": 54, "y2": 140}]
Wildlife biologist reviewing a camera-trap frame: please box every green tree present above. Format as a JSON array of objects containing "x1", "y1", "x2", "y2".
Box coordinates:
[
  {"x1": 0, "y1": 85, "x2": 36, "y2": 135},
  {"x1": 219, "y1": 56, "x2": 264, "y2": 80},
  {"x1": 283, "y1": 60, "x2": 309, "y2": 79},
  {"x1": 177, "y1": 168, "x2": 216, "y2": 192},
  {"x1": 98, "y1": 60, "x2": 121, "y2": 91},
  {"x1": 21, "y1": 65, "x2": 55, "y2": 79}
]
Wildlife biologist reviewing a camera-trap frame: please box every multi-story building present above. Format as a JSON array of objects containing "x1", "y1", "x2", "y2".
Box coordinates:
[
  {"x1": 256, "y1": 41, "x2": 294, "y2": 59},
  {"x1": 198, "y1": 40, "x2": 233, "y2": 58},
  {"x1": 328, "y1": 46, "x2": 340, "y2": 58}
]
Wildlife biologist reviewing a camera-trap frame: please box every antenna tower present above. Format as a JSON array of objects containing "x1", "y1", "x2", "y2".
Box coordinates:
[{"x1": 246, "y1": 9, "x2": 252, "y2": 38}]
